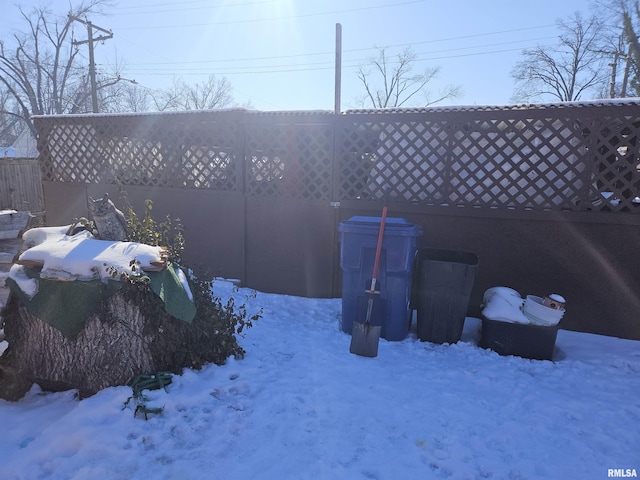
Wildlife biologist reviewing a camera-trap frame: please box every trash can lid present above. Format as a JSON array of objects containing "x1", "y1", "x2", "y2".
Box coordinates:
[{"x1": 339, "y1": 216, "x2": 422, "y2": 236}]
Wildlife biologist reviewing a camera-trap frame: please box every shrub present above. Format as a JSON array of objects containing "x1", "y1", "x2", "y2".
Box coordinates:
[
  {"x1": 122, "y1": 197, "x2": 185, "y2": 264},
  {"x1": 118, "y1": 192, "x2": 260, "y2": 365},
  {"x1": 187, "y1": 275, "x2": 261, "y2": 361}
]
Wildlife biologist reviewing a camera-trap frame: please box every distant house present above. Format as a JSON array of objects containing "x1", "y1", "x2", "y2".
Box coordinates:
[
  {"x1": 11, "y1": 129, "x2": 38, "y2": 158},
  {"x1": 0, "y1": 146, "x2": 16, "y2": 158}
]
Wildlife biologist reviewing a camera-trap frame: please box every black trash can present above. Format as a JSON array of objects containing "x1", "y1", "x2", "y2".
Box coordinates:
[{"x1": 414, "y1": 249, "x2": 478, "y2": 344}]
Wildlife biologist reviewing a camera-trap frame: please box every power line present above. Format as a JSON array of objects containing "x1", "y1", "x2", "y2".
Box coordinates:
[
  {"x1": 96, "y1": 1, "x2": 563, "y2": 94},
  {"x1": 115, "y1": 35, "x2": 558, "y2": 74},
  {"x1": 104, "y1": 0, "x2": 559, "y2": 87},
  {"x1": 117, "y1": 27, "x2": 558, "y2": 68},
  {"x1": 112, "y1": 0, "x2": 430, "y2": 26},
  {"x1": 122, "y1": 43, "x2": 558, "y2": 77},
  {"x1": 113, "y1": 0, "x2": 292, "y2": 15}
]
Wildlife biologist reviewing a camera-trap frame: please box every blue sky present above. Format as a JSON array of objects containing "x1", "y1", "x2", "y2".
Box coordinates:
[{"x1": 2, "y1": 0, "x2": 599, "y2": 110}]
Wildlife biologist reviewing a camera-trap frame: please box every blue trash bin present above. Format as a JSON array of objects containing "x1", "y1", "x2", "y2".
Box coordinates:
[{"x1": 339, "y1": 216, "x2": 422, "y2": 341}]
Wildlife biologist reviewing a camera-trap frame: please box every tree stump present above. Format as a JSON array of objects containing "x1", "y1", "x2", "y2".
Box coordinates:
[{"x1": 0, "y1": 283, "x2": 228, "y2": 400}]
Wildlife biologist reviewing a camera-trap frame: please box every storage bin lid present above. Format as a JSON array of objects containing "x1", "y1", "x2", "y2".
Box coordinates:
[{"x1": 338, "y1": 216, "x2": 422, "y2": 237}]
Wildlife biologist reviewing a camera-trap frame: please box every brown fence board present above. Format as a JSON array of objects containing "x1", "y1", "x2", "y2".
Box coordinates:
[{"x1": 245, "y1": 197, "x2": 336, "y2": 298}]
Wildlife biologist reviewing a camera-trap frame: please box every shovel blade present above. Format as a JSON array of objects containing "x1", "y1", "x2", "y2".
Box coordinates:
[
  {"x1": 350, "y1": 293, "x2": 385, "y2": 357},
  {"x1": 350, "y1": 321, "x2": 382, "y2": 357}
]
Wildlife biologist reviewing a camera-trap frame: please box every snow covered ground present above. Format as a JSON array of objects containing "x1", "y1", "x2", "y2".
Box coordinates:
[{"x1": 0, "y1": 279, "x2": 639, "y2": 480}]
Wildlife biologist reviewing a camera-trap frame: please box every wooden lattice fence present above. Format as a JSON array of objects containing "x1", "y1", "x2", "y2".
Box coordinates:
[
  {"x1": 31, "y1": 101, "x2": 640, "y2": 340},
  {"x1": 337, "y1": 104, "x2": 640, "y2": 212},
  {"x1": 35, "y1": 103, "x2": 640, "y2": 212}
]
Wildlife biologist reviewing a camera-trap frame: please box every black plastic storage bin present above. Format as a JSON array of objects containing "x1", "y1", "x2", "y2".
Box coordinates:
[
  {"x1": 414, "y1": 249, "x2": 478, "y2": 344},
  {"x1": 480, "y1": 317, "x2": 559, "y2": 361}
]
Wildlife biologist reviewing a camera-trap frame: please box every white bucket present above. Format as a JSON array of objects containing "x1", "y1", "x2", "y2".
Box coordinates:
[{"x1": 523, "y1": 295, "x2": 564, "y2": 326}]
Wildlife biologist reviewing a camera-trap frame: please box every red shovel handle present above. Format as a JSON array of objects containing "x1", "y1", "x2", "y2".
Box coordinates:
[{"x1": 369, "y1": 205, "x2": 388, "y2": 293}]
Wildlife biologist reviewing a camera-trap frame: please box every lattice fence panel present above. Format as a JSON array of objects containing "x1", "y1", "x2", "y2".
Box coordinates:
[
  {"x1": 98, "y1": 134, "x2": 169, "y2": 187},
  {"x1": 34, "y1": 104, "x2": 640, "y2": 214},
  {"x1": 585, "y1": 115, "x2": 640, "y2": 212},
  {"x1": 36, "y1": 115, "x2": 242, "y2": 191},
  {"x1": 244, "y1": 123, "x2": 333, "y2": 200},
  {"x1": 448, "y1": 117, "x2": 587, "y2": 209},
  {"x1": 339, "y1": 113, "x2": 593, "y2": 210},
  {"x1": 39, "y1": 122, "x2": 103, "y2": 182},
  {"x1": 174, "y1": 121, "x2": 241, "y2": 191},
  {"x1": 337, "y1": 121, "x2": 450, "y2": 201}
]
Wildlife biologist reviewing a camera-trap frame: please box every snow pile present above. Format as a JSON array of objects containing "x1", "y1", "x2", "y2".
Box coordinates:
[
  {"x1": 481, "y1": 286, "x2": 530, "y2": 323},
  {"x1": 0, "y1": 279, "x2": 638, "y2": 479},
  {"x1": 13, "y1": 226, "x2": 167, "y2": 284},
  {"x1": 20, "y1": 225, "x2": 72, "y2": 249},
  {"x1": 482, "y1": 286, "x2": 565, "y2": 326}
]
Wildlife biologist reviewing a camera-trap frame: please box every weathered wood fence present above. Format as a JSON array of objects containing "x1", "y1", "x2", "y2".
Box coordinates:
[
  {"x1": 32, "y1": 101, "x2": 640, "y2": 340},
  {"x1": 0, "y1": 158, "x2": 44, "y2": 213}
]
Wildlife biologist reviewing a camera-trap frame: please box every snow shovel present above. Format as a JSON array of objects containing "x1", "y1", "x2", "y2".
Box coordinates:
[{"x1": 350, "y1": 204, "x2": 388, "y2": 357}]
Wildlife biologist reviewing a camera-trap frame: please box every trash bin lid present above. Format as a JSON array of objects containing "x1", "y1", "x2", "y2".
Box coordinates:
[{"x1": 338, "y1": 216, "x2": 422, "y2": 237}]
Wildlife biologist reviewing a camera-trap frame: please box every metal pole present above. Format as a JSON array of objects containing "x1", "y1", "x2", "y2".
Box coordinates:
[
  {"x1": 621, "y1": 42, "x2": 633, "y2": 97},
  {"x1": 87, "y1": 21, "x2": 99, "y2": 113},
  {"x1": 69, "y1": 15, "x2": 113, "y2": 113},
  {"x1": 334, "y1": 23, "x2": 342, "y2": 114}
]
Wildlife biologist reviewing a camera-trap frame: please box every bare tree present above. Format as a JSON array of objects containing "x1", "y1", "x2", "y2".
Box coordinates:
[
  {"x1": 101, "y1": 80, "x2": 151, "y2": 113},
  {"x1": 152, "y1": 75, "x2": 234, "y2": 111},
  {"x1": 355, "y1": 47, "x2": 462, "y2": 108},
  {"x1": 0, "y1": 1, "x2": 115, "y2": 138},
  {"x1": 511, "y1": 12, "x2": 609, "y2": 102},
  {"x1": 620, "y1": 1, "x2": 640, "y2": 96},
  {"x1": 0, "y1": 90, "x2": 21, "y2": 146},
  {"x1": 582, "y1": 0, "x2": 640, "y2": 98}
]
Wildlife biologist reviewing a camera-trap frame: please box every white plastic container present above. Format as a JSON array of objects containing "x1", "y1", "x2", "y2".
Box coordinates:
[{"x1": 523, "y1": 295, "x2": 564, "y2": 326}]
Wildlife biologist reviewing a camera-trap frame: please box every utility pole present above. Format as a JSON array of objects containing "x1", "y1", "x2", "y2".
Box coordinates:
[
  {"x1": 69, "y1": 15, "x2": 113, "y2": 113},
  {"x1": 621, "y1": 42, "x2": 633, "y2": 97},
  {"x1": 608, "y1": 36, "x2": 623, "y2": 98},
  {"x1": 609, "y1": 53, "x2": 619, "y2": 98},
  {"x1": 334, "y1": 23, "x2": 342, "y2": 115}
]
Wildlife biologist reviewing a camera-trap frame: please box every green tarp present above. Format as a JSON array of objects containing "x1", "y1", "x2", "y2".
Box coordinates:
[
  {"x1": 6, "y1": 263, "x2": 196, "y2": 339},
  {"x1": 147, "y1": 264, "x2": 197, "y2": 326}
]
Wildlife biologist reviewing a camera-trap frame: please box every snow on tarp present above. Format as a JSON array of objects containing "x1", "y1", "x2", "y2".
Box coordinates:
[
  {"x1": 14, "y1": 226, "x2": 193, "y2": 300},
  {"x1": 6, "y1": 264, "x2": 37, "y2": 299},
  {"x1": 20, "y1": 224, "x2": 73, "y2": 249},
  {"x1": 16, "y1": 228, "x2": 167, "y2": 282},
  {"x1": 6, "y1": 226, "x2": 195, "y2": 337}
]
